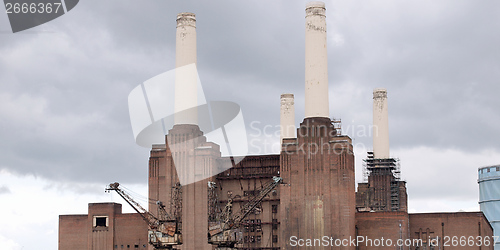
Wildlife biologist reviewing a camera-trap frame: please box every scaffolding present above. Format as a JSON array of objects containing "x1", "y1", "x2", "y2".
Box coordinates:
[
  {"x1": 208, "y1": 181, "x2": 222, "y2": 222},
  {"x1": 362, "y1": 152, "x2": 402, "y2": 211},
  {"x1": 170, "y1": 183, "x2": 182, "y2": 225},
  {"x1": 332, "y1": 118, "x2": 342, "y2": 135}
]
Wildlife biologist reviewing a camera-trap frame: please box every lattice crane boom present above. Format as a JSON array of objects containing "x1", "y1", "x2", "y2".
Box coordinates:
[
  {"x1": 231, "y1": 176, "x2": 281, "y2": 227},
  {"x1": 208, "y1": 176, "x2": 282, "y2": 248},
  {"x1": 105, "y1": 182, "x2": 182, "y2": 249},
  {"x1": 106, "y1": 182, "x2": 160, "y2": 229}
]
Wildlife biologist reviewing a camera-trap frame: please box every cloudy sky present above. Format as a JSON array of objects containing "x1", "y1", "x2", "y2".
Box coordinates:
[{"x1": 1, "y1": 0, "x2": 499, "y2": 249}]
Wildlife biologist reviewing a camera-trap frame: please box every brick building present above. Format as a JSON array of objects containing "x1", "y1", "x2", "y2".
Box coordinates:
[
  {"x1": 409, "y1": 212, "x2": 493, "y2": 250},
  {"x1": 59, "y1": 1, "x2": 494, "y2": 250},
  {"x1": 59, "y1": 203, "x2": 148, "y2": 249}
]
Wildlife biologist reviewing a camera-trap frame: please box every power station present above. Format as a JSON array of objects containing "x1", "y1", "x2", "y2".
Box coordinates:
[{"x1": 59, "y1": 2, "x2": 494, "y2": 250}]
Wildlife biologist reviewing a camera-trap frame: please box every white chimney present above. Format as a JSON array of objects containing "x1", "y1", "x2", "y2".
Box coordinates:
[
  {"x1": 304, "y1": 1, "x2": 329, "y2": 119},
  {"x1": 280, "y1": 93, "x2": 295, "y2": 144},
  {"x1": 373, "y1": 88, "x2": 390, "y2": 159},
  {"x1": 174, "y1": 13, "x2": 198, "y2": 125}
]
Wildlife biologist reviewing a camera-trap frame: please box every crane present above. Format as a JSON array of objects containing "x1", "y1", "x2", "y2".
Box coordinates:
[
  {"x1": 208, "y1": 176, "x2": 282, "y2": 249},
  {"x1": 106, "y1": 182, "x2": 182, "y2": 249}
]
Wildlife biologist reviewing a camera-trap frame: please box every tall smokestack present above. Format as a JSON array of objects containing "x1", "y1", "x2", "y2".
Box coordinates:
[
  {"x1": 174, "y1": 13, "x2": 198, "y2": 125},
  {"x1": 305, "y1": 1, "x2": 329, "y2": 119},
  {"x1": 373, "y1": 88, "x2": 390, "y2": 159},
  {"x1": 280, "y1": 93, "x2": 295, "y2": 144}
]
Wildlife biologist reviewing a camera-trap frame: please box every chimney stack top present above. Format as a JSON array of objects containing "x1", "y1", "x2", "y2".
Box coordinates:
[
  {"x1": 306, "y1": 1, "x2": 326, "y2": 16},
  {"x1": 306, "y1": 1, "x2": 325, "y2": 9},
  {"x1": 177, "y1": 13, "x2": 196, "y2": 28},
  {"x1": 373, "y1": 88, "x2": 387, "y2": 99}
]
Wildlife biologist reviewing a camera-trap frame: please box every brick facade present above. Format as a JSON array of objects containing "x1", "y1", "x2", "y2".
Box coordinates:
[{"x1": 58, "y1": 203, "x2": 147, "y2": 250}]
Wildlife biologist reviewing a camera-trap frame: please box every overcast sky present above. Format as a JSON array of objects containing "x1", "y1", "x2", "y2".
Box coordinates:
[{"x1": 1, "y1": 0, "x2": 499, "y2": 249}]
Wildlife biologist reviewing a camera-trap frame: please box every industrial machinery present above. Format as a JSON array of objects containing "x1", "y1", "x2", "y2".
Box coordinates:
[
  {"x1": 106, "y1": 182, "x2": 182, "y2": 249},
  {"x1": 208, "y1": 176, "x2": 282, "y2": 249}
]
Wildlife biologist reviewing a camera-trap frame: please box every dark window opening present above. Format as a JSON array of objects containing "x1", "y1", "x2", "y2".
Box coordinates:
[
  {"x1": 95, "y1": 217, "x2": 107, "y2": 227},
  {"x1": 273, "y1": 235, "x2": 278, "y2": 243},
  {"x1": 244, "y1": 190, "x2": 258, "y2": 196},
  {"x1": 272, "y1": 205, "x2": 278, "y2": 213},
  {"x1": 272, "y1": 219, "x2": 278, "y2": 230},
  {"x1": 135, "y1": 245, "x2": 139, "y2": 248}
]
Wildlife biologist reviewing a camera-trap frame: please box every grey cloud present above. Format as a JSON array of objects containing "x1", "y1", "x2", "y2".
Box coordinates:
[{"x1": 0, "y1": 0, "x2": 499, "y2": 190}]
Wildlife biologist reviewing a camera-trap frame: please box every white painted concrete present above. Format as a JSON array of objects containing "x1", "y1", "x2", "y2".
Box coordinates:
[
  {"x1": 280, "y1": 93, "x2": 295, "y2": 144},
  {"x1": 175, "y1": 13, "x2": 198, "y2": 125},
  {"x1": 305, "y1": 2, "x2": 329, "y2": 118},
  {"x1": 373, "y1": 88, "x2": 390, "y2": 159}
]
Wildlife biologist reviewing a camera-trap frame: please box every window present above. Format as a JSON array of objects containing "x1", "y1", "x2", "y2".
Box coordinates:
[
  {"x1": 96, "y1": 217, "x2": 107, "y2": 227},
  {"x1": 272, "y1": 219, "x2": 278, "y2": 230},
  {"x1": 244, "y1": 190, "x2": 257, "y2": 196},
  {"x1": 256, "y1": 236, "x2": 261, "y2": 243},
  {"x1": 497, "y1": 166, "x2": 500, "y2": 172},
  {"x1": 93, "y1": 216, "x2": 108, "y2": 227},
  {"x1": 134, "y1": 245, "x2": 139, "y2": 248},
  {"x1": 272, "y1": 235, "x2": 278, "y2": 243},
  {"x1": 272, "y1": 205, "x2": 278, "y2": 213},
  {"x1": 252, "y1": 205, "x2": 262, "y2": 214}
]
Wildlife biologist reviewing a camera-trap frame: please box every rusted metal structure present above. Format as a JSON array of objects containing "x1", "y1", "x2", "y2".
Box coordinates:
[
  {"x1": 208, "y1": 177, "x2": 282, "y2": 249},
  {"x1": 105, "y1": 182, "x2": 182, "y2": 249}
]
